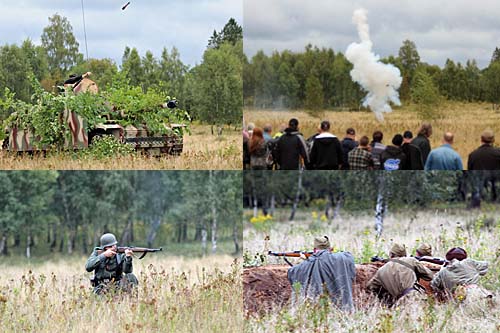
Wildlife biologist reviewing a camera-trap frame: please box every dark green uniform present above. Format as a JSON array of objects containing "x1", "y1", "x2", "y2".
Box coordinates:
[{"x1": 85, "y1": 247, "x2": 138, "y2": 294}]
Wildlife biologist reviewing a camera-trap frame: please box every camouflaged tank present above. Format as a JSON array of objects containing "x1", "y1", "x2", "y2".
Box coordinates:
[{"x1": 4, "y1": 77, "x2": 185, "y2": 156}]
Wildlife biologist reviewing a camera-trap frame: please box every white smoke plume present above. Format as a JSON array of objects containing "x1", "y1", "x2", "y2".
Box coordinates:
[{"x1": 345, "y1": 8, "x2": 402, "y2": 121}]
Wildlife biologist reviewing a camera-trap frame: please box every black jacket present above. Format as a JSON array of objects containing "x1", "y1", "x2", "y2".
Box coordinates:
[
  {"x1": 309, "y1": 133, "x2": 343, "y2": 170},
  {"x1": 380, "y1": 146, "x2": 407, "y2": 170},
  {"x1": 468, "y1": 144, "x2": 500, "y2": 170},
  {"x1": 340, "y1": 137, "x2": 358, "y2": 170},
  {"x1": 401, "y1": 143, "x2": 424, "y2": 170},
  {"x1": 411, "y1": 135, "x2": 431, "y2": 164},
  {"x1": 275, "y1": 128, "x2": 309, "y2": 170}
]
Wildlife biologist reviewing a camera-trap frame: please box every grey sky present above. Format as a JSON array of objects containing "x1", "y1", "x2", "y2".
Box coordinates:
[
  {"x1": 0, "y1": 0, "x2": 242, "y2": 67},
  {"x1": 244, "y1": 0, "x2": 500, "y2": 69}
]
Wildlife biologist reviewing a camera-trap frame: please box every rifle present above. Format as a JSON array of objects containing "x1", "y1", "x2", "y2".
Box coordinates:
[
  {"x1": 268, "y1": 251, "x2": 314, "y2": 267},
  {"x1": 370, "y1": 255, "x2": 446, "y2": 271},
  {"x1": 97, "y1": 246, "x2": 162, "y2": 259}
]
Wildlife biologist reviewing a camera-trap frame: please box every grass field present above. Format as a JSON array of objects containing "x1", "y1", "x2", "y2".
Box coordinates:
[
  {"x1": 0, "y1": 124, "x2": 242, "y2": 170},
  {"x1": 244, "y1": 102, "x2": 500, "y2": 169},
  {"x1": 243, "y1": 207, "x2": 500, "y2": 332},
  {"x1": 0, "y1": 255, "x2": 242, "y2": 333}
]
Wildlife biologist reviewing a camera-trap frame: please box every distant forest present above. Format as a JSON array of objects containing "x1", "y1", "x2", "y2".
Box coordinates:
[
  {"x1": 0, "y1": 171, "x2": 242, "y2": 257},
  {"x1": 0, "y1": 15, "x2": 243, "y2": 128},
  {"x1": 243, "y1": 41, "x2": 500, "y2": 110}
]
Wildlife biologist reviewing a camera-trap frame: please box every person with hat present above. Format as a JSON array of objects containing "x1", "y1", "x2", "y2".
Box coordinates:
[
  {"x1": 85, "y1": 233, "x2": 138, "y2": 294},
  {"x1": 287, "y1": 236, "x2": 356, "y2": 311},
  {"x1": 431, "y1": 247, "x2": 491, "y2": 302},
  {"x1": 416, "y1": 243, "x2": 433, "y2": 257},
  {"x1": 467, "y1": 130, "x2": 500, "y2": 170},
  {"x1": 366, "y1": 243, "x2": 433, "y2": 306}
]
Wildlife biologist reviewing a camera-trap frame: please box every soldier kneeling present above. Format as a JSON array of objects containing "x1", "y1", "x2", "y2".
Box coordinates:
[{"x1": 85, "y1": 233, "x2": 138, "y2": 295}]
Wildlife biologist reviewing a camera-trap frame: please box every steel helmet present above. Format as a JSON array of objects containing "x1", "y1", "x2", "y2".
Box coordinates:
[{"x1": 100, "y1": 233, "x2": 118, "y2": 248}]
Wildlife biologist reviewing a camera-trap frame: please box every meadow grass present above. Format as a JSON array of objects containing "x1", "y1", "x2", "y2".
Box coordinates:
[
  {"x1": 243, "y1": 207, "x2": 500, "y2": 332},
  {"x1": 244, "y1": 101, "x2": 500, "y2": 169},
  {"x1": 0, "y1": 124, "x2": 242, "y2": 170},
  {"x1": 0, "y1": 255, "x2": 242, "y2": 333}
]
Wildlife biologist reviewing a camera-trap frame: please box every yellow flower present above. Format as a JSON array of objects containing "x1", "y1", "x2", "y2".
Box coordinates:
[
  {"x1": 320, "y1": 214, "x2": 327, "y2": 222},
  {"x1": 312, "y1": 211, "x2": 318, "y2": 219}
]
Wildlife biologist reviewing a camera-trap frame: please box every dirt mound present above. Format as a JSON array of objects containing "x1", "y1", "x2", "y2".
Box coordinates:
[{"x1": 243, "y1": 261, "x2": 440, "y2": 316}]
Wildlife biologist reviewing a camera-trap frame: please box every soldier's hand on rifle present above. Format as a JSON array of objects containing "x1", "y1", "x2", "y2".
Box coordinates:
[
  {"x1": 83, "y1": 71, "x2": 91, "y2": 78},
  {"x1": 103, "y1": 248, "x2": 116, "y2": 258},
  {"x1": 299, "y1": 252, "x2": 307, "y2": 260},
  {"x1": 125, "y1": 248, "x2": 133, "y2": 257}
]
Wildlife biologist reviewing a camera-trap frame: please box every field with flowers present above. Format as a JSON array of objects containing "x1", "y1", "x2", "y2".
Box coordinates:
[{"x1": 243, "y1": 207, "x2": 500, "y2": 332}]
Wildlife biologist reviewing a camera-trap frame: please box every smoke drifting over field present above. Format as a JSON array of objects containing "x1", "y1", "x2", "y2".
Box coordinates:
[{"x1": 345, "y1": 9, "x2": 402, "y2": 121}]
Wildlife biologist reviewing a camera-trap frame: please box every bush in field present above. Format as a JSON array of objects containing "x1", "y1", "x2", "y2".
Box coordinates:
[{"x1": 79, "y1": 135, "x2": 135, "y2": 159}]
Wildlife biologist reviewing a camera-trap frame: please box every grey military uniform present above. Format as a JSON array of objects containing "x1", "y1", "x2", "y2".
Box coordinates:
[{"x1": 85, "y1": 247, "x2": 138, "y2": 294}]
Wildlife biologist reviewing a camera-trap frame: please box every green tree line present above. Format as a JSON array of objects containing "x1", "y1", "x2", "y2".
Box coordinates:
[
  {"x1": 244, "y1": 171, "x2": 500, "y2": 214},
  {"x1": 244, "y1": 41, "x2": 500, "y2": 111},
  {"x1": 0, "y1": 171, "x2": 242, "y2": 257},
  {"x1": 0, "y1": 15, "x2": 242, "y2": 129}
]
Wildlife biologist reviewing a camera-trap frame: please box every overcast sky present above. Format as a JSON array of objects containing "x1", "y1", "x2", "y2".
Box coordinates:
[
  {"x1": 244, "y1": 0, "x2": 500, "y2": 69},
  {"x1": 0, "y1": 0, "x2": 242, "y2": 67}
]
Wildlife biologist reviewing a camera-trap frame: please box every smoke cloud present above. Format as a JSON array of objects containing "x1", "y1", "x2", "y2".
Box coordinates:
[{"x1": 345, "y1": 8, "x2": 402, "y2": 121}]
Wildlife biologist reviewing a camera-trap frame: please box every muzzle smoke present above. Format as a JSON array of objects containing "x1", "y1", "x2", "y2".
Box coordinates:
[{"x1": 345, "y1": 9, "x2": 402, "y2": 121}]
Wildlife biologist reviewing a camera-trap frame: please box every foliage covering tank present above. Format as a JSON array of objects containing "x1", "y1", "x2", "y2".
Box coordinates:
[{"x1": 2, "y1": 75, "x2": 190, "y2": 156}]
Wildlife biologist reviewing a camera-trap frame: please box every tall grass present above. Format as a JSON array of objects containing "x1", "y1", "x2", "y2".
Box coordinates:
[
  {"x1": 0, "y1": 124, "x2": 242, "y2": 170},
  {"x1": 244, "y1": 102, "x2": 500, "y2": 169},
  {"x1": 0, "y1": 256, "x2": 242, "y2": 333},
  {"x1": 244, "y1": 208, "x2": 500, "y2": 332}
]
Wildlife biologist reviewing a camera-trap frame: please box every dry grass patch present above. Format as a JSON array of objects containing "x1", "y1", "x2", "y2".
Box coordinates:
[
  {"x1": 0, "y1": 255, "x2": 242, "y2": 333},
  {"x1": 244, "y1": 102, "x2": 500, "y2": 169},
  {"x1": 0, "y1": 124, "x2": 242, "y2": 170}
]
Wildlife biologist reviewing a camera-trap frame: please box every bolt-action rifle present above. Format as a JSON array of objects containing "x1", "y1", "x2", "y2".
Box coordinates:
[
  {"x1": 97, "y1": 246, "x2": 162, "y2": 259},
  {"x1": 268, "y1": 250, "x2": 314, "y2": 266},
  {"x1": 370, "y1": 255, "x2": 447, "y2": 271}
]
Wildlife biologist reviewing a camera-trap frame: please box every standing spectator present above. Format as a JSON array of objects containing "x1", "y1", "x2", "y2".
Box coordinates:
[
  {"x1": 249, "y1": 128, "x2": 269, "y2": 170},
  {"x1": 402, "y1": 131, "x2": 424, "y2": 170},
  {"x1": 468, "y1": 130, "x2": 500, "y2": 170},
  {"x1": 412, "y1": 123, "x2": 432, "y2": 165},
  {"x1": 341, "y1": 128, "x2": 359, "y2": 170},
  {"x1": 243, "y1": 130, "x2": 250, "y2": 170},
  {"x1": 275, "y1": 118, "x2": 309, "y2": 170},
  {"x1": 263, "y1": 124, "x2": 273, "y2": 142},
  {"x1": 380, "y1": 134, "x2": 407, "y2": 170},
  {"x1": 425, "y1": 132, "x2": 463, "y2": 170},
  {"x1": 309, "y1": 120, "x2": 343, "y2": 170},
  {"x1": 348, "y1": 136, "x2": 374, "y2": 170},
  {"x1": 370, "y1": 131, "x2": 386, "y2": 170}
]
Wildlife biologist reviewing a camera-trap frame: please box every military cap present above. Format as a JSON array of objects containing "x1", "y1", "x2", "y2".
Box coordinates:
[
  {"x1": 416, "y1": 243, "x2": 432, "y2": 257},
  {"x1": 314, "y1": 236, "x2": 331, "y2": 250},
  {"x1": 389, "y1": 243, "x2": 407, "y2": 258},
  {"x1": 445, "y1": 247, "x2": 467, "y2": 261}
]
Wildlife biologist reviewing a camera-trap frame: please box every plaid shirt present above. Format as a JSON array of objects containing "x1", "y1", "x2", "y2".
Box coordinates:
[{"x1": 348, "y1": 147, "x2": 373, "y2": 170}]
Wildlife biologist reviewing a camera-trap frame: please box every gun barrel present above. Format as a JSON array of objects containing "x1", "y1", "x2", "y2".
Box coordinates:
[{"x1": 268, "y1": 251, "x2": 313, "y2": 258}]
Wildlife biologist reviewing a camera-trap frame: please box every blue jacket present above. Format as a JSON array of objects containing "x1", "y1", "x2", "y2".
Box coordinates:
[{"x1": 424, "y1": 144, "x2": 463, "y2": 170}]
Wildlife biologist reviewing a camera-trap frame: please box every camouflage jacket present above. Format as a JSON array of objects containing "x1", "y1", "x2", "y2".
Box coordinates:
[
  {"x1": 431, "y1": 258, "x2": 488, "y2": 292},
  {"x1": 367, "y1": 257, "x2": 433, "y2": 300},
  {"x1": 85, "y1": 247, "x2": 133, "y2": 281}
]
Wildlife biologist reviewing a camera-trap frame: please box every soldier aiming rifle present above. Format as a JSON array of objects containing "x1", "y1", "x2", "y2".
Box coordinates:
[{"x1": 85, "y1": 233, "x2": 162, "y2": 294}]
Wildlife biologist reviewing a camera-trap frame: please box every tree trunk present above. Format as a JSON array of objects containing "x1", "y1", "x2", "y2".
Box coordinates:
[
  {"x1": 50, "y1": 223, "x2": 57, "y2": 252},
  {"x1": 232, "y1": 221, "x2": 240, "y2": 255},
  {"x1": 270, "y1": 194, "x2": 276, "y2": 216},
  {"x1": 289, "y1": 169, "x2": 303, "y2": 221},
  {"x1": 0, "y1": 233, "x2": 8, "y2": 255},
  {"x1": 147, "y1": 218, "x2": 162, "y2": 248},
  {"x1": 26, "y1": 233, "x2": 31, "y2": 259},
  {"x1": 67, "y1": 228, "x2": 76, "y2": 255},
  {"x1": 201, "y1": 228, "x2": 207, "y2": 256},
  {"x1": 252, "y1": 176, "x2": 258, "y2": 217},
  {"x1": 375, "y1": 173, "x2": 386, "y2": 237},
  {"x1": 210, "y1": 170, "x2": 217, "y2": 254},
  {"x1": 333, "y1": 192, "x2": 344, "y2": 220},
  {"x1": 120, "y1": 216, "x2": 134, "y2": 245}
]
